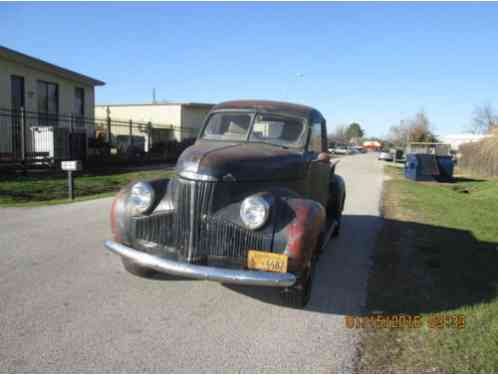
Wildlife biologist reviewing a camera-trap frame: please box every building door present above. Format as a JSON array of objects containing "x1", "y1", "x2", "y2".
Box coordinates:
[{"x1": 10, "y1": 76, "x2": 25, "y2": 159}]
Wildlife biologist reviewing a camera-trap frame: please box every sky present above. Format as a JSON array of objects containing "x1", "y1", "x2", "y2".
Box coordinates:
[{"x1": 3, "y1": 2, "x2": 498, "y2": 137}]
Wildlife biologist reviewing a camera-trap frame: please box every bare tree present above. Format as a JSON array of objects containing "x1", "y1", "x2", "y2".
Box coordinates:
[
  {"x1": 388, "y1": 111, "x2": 438, "y2": 147},
  {"x1": 410, "y1": 111, "x2": 437, "y2": 142},
  {"x1": 471, "y1": 103, "x2": 498, "y2": 134},
  {"x1": 388, "y1": 120, "x2": 410, "y2": 147}
]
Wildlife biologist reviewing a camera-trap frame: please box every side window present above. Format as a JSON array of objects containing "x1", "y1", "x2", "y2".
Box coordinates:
[{"x1": 309, "y1": 122, "x2": 322, "y2": 153}]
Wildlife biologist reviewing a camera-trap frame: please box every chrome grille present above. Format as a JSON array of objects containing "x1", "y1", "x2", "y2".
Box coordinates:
[
  {"x1": 199, "y1": 217, "x2": 271, "y2": 263},
  {"x1": 174, "y1": 178, "x2": 216, "y2": 262},
  {"x1": 133, "y1": 211, "x2": 175, "y2": 246}
]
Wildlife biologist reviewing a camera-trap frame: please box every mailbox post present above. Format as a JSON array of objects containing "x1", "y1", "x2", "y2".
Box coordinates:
[{"x1": 61, "y1": 161, "x2": 82, "y2": 200}]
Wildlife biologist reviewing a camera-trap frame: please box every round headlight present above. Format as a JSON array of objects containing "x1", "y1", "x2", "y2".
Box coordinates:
[
  {"x1": 128, "y1": 181, "x2": 154, "y2": 214},
  {"x1": 240, "y1": 195, "x2": 270, "y2": 230}
]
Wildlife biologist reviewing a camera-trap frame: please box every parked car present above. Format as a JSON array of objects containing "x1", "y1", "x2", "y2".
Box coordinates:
[
  {"x1": 105, "y1": 100, "x2": 346, "y2": 307},
  {"x1": 331, "y1": 145, "x2": 352, "y2": 155},
  {"x1": 352, "y1": 145, "x2": 367, "y2": 154},
  {"x1": 378, "y1": 151, "x2": 393, "y2": 161}
]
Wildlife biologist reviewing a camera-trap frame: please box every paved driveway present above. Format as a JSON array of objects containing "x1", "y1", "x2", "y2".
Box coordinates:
[{"x1": 0, "y1": 153, "x2": 384, "y2": 372}]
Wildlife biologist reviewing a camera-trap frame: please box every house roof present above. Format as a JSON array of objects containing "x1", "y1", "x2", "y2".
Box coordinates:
[
  {"x1": 0, "y1": 45, "x2": 105, "y2": 86},
  {"x1": 95, "y1": 102, "x2": 214, "y2": 109}
]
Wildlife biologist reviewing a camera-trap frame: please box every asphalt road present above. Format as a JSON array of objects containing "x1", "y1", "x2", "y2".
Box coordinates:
[{"x1": 0, "y1": 152, "x2": 384, "y2": 372}]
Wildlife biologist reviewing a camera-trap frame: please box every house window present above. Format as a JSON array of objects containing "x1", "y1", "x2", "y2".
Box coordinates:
[
  {"x1": 74, "y1": 87, "x2": 85, "y2": 127},
  {"x1": 37, "y1": 81, "x2": 59, "y2": 126}
]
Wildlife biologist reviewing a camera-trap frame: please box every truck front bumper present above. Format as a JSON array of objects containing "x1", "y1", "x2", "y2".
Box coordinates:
[{"x1": 104, "y1": 240, "x2": 297, "y2": 287}]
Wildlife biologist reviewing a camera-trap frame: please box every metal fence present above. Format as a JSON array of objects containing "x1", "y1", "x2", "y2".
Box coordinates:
[{"x1": 0, "y1": 108, "x2": 200, "y2": 168}]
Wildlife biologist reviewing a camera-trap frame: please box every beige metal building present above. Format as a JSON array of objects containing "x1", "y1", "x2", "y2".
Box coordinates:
[
  {"x1": 0, "y1": 45, "x2": 104, "y2": 161},
  {"x1": 94, "y1": 102, "x2": 214, "y2": 142}
]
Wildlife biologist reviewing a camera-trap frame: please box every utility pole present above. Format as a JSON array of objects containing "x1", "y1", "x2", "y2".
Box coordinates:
[{"x1": 153, "y1": 88, "x2": 156, "y2": 104}]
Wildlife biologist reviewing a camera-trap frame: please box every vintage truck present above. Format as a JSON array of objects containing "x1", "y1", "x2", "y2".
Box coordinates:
[{"x1": 105, "y1": 100, "x2": 346, "y2": 307}]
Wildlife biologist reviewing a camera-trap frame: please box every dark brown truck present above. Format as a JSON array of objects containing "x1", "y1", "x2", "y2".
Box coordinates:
[{"x1": 105, "y1": 100, "x2": 345, "y2": 307}]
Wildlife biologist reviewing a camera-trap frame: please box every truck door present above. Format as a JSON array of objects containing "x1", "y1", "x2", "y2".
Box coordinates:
[{"x1": 306, "y1": 114, "x2": 330, "y2": 208}]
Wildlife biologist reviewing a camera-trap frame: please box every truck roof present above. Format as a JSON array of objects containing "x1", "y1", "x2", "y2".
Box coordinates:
[{"x1": 212, "y1": 100, "x2": 317, "y2": 118}]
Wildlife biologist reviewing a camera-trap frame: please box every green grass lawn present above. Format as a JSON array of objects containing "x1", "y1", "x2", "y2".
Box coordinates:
[
  {"x1": 0, "y1": 169, "x2": 175, "y2": 207},
  {"x1": 360, "y1": 166, "x2": 498, "y2": 373}
]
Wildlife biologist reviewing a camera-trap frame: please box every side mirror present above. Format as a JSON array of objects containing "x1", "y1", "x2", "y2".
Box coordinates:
[{"x1": 316, "y1": 152, "x2": 330, "y2": 163}]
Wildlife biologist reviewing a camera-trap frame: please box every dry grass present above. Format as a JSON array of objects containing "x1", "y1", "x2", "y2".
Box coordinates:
[{"x1": 459, "y1": 129, "x2": 498, "y2": 177}]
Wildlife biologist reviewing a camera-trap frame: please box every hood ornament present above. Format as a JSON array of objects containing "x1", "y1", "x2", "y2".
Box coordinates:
[
  {"x1": 222, "y1": 173, "x2": 237, "y2": 182},
  {"x1": 179, "y1": 171, "x2": 218, "y2": 182}
]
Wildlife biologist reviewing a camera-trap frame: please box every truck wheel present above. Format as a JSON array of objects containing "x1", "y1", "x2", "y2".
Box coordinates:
[
  {"x1": 121, "y1": 258, "x2": 156, "y2": 278},
  {"x1": 280, "y1": 257, "x2": 316, "y2": 308},
  {"x1": 332, "y1": 216, "x2": 341, "y2": 237},
  {"x1": 332, "y1": 194, "x2": 345, "y2": 237}
]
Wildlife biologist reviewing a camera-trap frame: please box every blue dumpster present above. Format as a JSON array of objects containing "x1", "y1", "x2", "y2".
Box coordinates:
[
  {"x1": 435, "y1": 155, "x2": 454, "y2": 182},
  {"x1": 405, "y1": 154, "x2": 454, "y2": 182}
]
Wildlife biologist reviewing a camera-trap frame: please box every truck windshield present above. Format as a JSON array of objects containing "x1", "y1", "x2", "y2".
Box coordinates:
[
  {"x1": 202, "y1": 113, "x2": 252, "y2": 141},
  {"x1": 201, "y1": 112, "x2": 306, "y2": 148}
]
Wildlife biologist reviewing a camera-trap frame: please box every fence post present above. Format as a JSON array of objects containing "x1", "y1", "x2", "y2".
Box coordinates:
[
  {"x1": 106, "y1": 107, "x2": 111, "y2": 144},
  {"x1": 68, "y1": 170, "x2": 74, "y2": 200},
  {"x1": 129, "y1": 120, "x2": 133, "y2": 145},
  {"x1": 147, "y1": 121, "x2": 152, "y2": 160},
  {"x1": 70, "y1": 114, "x2": 74, "y2": 160},
  {"x1": 20, "y1": 107, "x2": 26, "y2": 162}
]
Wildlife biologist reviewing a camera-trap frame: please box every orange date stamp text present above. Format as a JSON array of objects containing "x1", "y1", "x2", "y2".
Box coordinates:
[{"x1": 345, "y1": 314, "x2": 465, "y2": 329}]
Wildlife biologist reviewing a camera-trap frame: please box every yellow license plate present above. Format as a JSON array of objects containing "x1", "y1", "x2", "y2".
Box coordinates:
[{"x1": 247, "y1": 250, "x2": 288, "y2": 273}]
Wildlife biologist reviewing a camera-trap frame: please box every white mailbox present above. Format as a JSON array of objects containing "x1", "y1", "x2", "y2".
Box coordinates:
[{"x1": 61, "y1": 160, "x2": 82, "y2": 171}]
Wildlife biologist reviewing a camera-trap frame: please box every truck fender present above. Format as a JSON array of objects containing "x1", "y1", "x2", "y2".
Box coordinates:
[
  {"x1": 274, "y1": 198, "x2": 326, "y2": 273},
  {"x1": 328, "y1": 174, "x2": 346, "y2": 217}
]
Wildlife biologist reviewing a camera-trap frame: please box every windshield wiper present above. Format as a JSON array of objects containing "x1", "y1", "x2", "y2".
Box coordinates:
[{"x1": 251, "y1": 140, "x2": 289, "y2": 149}]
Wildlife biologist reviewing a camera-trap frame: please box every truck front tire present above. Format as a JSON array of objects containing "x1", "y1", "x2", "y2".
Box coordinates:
[
  {"x1": 122, "y1": 258, "x2": 156, "y2": 278},
  {"x1": 280, "y1": 259, "x2": 315, "y2": 308}
]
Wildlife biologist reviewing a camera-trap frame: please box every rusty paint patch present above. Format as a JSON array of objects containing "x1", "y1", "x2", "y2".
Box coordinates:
[{"x1": 284, "y1": 198, "x2": 326, "y2": 270}]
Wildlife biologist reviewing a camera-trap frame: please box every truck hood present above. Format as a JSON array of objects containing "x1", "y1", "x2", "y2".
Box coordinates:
[{"x1": 176, "y1": 141, "x2": 306, "y2": 182}]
